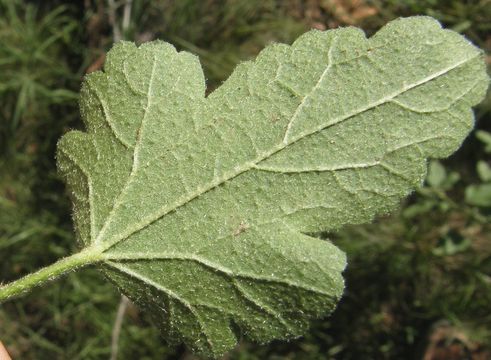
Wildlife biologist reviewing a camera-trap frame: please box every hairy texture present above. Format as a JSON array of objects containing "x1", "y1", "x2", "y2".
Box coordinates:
[{"x1": 57, "y1": 17, "x2": 488, "y2": 358}]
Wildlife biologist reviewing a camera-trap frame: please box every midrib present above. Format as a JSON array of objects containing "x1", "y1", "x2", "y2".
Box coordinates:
[{"x1": 100, "y1": 53, "x2": 477, "y2": 252}]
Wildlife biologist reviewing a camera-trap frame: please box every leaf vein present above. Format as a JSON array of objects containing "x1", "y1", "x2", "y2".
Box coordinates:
[
  {"x1": 90, "y1": 83, "x2": 133, "y2": 149},
  {"x1": 282, "y1": 33, "x2": 339, "y2": 144},
  {"x1": 107, "y1": 261, "x2": 217, "y2": 350},
  {"x1": 95, "y1": 54, "x2": 158, "y2": 244},
  {"x1": 105, "y1": 253, "x2": 334, "y2": 297}
]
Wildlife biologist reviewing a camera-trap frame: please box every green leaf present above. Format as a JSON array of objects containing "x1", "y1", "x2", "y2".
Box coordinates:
[
  {"x1": 432, "y1": 233, "x2": 472, "y2": 256},
  {"x1": 477, "y1": 160, "x2": 491, "y2": 182},
  {"x1": 476, "y1": 130, "x2": 491, "y2": 153},
  {"x1": 426, "y1": 160, "x2": 460, "y2": 190},
  {"x1": 466, "y1": 183, "x2": 491, "y2": 207},
  {"x1": 426, "y1": 160, "x2": 447, "y2": 187},
  {"x1": 56, "y1": 17, "x2": 489, "y2": 358}
]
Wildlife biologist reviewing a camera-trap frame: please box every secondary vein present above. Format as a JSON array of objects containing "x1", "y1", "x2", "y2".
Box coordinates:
[{"x1": 94, "y1": 54, "x2": 158, "y2": 244}]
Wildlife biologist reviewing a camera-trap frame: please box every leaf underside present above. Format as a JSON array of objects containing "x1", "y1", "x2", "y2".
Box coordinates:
[{"x1": 57, "y1": 16, "x2": 488, "y2": 358}]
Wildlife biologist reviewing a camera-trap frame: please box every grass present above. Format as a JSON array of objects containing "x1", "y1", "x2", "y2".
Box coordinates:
[{"x1": 0, "y1": 0, "x2": 490, "y2": 359}]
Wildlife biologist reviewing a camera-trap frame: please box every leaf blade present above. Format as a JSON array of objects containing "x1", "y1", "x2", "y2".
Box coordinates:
[{"x1": 57, "y1": 16, "x2": 489, "y2": 358}]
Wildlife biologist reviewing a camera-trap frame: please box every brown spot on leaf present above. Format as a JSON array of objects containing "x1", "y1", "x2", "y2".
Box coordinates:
[{"x1": 233, "y1": 221, "x2": 249, "y2": 236}]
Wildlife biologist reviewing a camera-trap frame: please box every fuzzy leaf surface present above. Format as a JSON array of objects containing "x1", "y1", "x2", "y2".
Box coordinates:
[{"x1": 57, "y1": 16, "x2": 489, "y2": 358}]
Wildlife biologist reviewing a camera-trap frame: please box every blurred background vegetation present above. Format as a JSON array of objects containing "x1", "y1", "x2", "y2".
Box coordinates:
[{"x1": 0, "y1": 0, "x2": 490, "y2": 359}]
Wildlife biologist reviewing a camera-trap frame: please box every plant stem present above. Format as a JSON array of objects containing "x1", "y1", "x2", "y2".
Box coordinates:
[
  {"x1": 0, "y1": 247, "x2": 103, "y2": 304},
  {"x1": 110, "y1": 295, "x2": 130, "y2": 360}
]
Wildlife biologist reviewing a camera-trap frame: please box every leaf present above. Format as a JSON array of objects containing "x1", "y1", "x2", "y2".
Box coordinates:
[
  {"x1": 476, "y1": 130, "x2": 491, "y2": 153},
  {"x1": 426, "y1": 160, "x2": 460, "y2": 190},
  {"x1": 477, "y1": 160, "x2": 491, "y2": 182},
  {"x1": 426, "y1": 160, "x2": 447, "y2": 187},
  {"x1": 432, "y1": 233, "x2": 472, "y2": 257},
  {"x1": 466, "y1": 184, "x2": 491, "y2": 207},
  {"x1": 56, "y1": 17, "x2": 489, "y2": 358}
]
